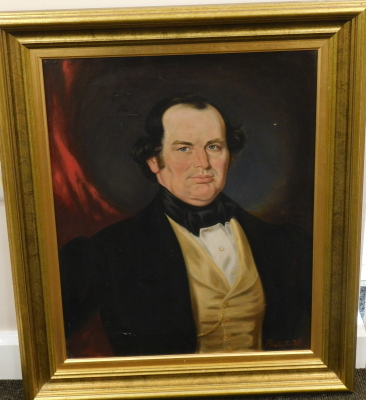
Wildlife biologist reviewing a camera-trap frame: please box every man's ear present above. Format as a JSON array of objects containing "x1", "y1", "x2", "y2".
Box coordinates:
[{"x1": 147, "y1": 157, "x2": 160, "y2": 174}]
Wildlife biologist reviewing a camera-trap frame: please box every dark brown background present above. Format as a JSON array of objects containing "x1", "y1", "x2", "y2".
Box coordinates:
[{"x1": 43, "y1": 50, "x2": 317, "y2": 247}]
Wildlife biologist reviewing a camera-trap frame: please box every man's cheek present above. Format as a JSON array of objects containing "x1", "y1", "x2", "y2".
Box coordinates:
[
  {"x1": 215, "y1": 160, "x2": 229, "y2": 172},
  {"x1": 173, "y1": 162, "x2": 191, "y2": 174}
]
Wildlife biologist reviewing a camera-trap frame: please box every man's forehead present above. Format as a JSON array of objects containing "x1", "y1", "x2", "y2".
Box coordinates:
[
  {"x1": 162, "y1": 104, "x2": 226, "y2": 133},
  {"x1": 163, "y1": 103, "x2": 221, "y2": 118}
]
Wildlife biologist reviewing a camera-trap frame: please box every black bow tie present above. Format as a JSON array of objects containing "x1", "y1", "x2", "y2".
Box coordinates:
[{"x1": 159, "y1": 186, "x2": 237, "y2": 236}]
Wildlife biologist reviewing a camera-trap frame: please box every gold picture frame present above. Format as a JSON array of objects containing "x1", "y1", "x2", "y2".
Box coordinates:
[{"x1": 0, "y1": 2, "x2": 365, "y2": 399}]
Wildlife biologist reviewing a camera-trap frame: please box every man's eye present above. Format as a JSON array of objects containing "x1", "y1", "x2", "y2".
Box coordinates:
[
  {"x1": 178, "y1": 147, "x2": 189, "y2": 152},
  {"x1": 208, "y1": 144, "x2": 219, "y2": 150}
]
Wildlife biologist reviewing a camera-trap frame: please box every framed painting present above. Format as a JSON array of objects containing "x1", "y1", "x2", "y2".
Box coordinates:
[{"x1": 0, "y1": 2, "x2": 365, "y2": 399}]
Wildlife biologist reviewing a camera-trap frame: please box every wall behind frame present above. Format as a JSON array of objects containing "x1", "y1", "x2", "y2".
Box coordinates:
[{"x1": 0, "y1": 0, "x2": 365, "y2": 379}]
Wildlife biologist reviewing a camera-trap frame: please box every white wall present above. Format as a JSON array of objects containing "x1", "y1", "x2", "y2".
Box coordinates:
[
  {"x1": 0, "y1": 165, "x2": 22, "y2": 378},
  {"x1": 361, "y1": 139, "x2": 366, "y2": 281},
  {"x1": 0, "y1": 0, "x2": 365, "y2": 379}
]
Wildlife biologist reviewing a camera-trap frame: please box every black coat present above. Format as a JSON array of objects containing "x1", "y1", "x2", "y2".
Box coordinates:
[{"x1": 60, "y1": 194, "x2": 312, "y2": 356}]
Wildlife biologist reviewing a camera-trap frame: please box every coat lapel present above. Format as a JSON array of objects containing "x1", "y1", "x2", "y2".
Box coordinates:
[{"x1": 129, "y1": 196, "x2": 197, "y2": 344}]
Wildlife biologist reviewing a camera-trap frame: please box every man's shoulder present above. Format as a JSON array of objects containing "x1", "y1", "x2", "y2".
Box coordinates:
[
  {"x1": 230, "y1": 198, "x2": 312, "y2": 252},
  {"x1": 60, "y1": 193, "x2": 168, "y2": 253},
  {"x1": 230, "y1": 200, "x2": 280, "y2": 236},
  {"x1": 60, "y1": 213, "x2": 140, "y2": 253},
  {"x1": 94, "y1": 194, "x2": 166, "y2": 241}
]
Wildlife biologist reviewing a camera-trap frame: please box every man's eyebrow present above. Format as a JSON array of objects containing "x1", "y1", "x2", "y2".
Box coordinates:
[
  {"x1": 206, "y1": 138, "x2": 226, "y2": 145},
  {"x1": 171, "y1": 140, "x2": 194, "y2": 146},
  {"x1": 170, "y1": 138, "x2": 226, "y2": 146}
]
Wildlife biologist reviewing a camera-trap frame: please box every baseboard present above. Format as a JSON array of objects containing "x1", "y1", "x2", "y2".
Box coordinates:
[
  {"x1": 0, "y1": 331, "x2": 22, "y2": 379},
  {"x1": 0, "y1": 322, "x2": 365, "y2": 380}
]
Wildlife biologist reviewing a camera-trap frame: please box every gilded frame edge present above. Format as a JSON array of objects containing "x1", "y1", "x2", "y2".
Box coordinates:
[{"x1": 0, "y1": 2, "x2": 365, "y2": 399}]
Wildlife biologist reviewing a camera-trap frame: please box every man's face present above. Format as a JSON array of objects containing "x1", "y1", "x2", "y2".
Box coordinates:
[{"x1": 147, "y1": 104, "x2": 230, "y2": 206}]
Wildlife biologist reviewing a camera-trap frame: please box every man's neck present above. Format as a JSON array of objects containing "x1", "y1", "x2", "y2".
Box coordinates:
[{"x1": 158, "y1": 186, "x2": 236, "y2": 236}]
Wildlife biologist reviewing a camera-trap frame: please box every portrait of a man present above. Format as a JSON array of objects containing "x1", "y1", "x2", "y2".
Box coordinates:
[
  {"x1": 59, "y1": 92, "x2": 312, "y2": 357},
  {"x1": 43, "y1": 51, "x2": 316, "y2": 357}
]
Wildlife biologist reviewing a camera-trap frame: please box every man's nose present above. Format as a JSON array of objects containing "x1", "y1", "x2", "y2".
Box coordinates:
[{"x1": 194, "y1": 148, "x2": 210, "y2": 169}]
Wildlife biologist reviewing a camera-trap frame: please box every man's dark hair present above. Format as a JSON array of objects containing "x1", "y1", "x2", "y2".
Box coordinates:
[{"x1": 133, "y1": 93, "x2": 245, "y2": 182}]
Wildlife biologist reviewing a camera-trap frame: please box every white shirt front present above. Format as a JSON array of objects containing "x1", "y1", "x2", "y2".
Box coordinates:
[{"x1": 194, "y1": 223, "x2": 239, "y2": 286}]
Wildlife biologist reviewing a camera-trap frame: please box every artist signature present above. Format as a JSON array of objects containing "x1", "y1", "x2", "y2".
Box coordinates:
[{"x1": 264, "y1": 339, "x2": 302, "y2": 349}]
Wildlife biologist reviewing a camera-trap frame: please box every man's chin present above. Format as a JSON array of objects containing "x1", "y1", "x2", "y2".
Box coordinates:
[{"x1": 184, "y1": 187, "x2": 221, "y2": 207}]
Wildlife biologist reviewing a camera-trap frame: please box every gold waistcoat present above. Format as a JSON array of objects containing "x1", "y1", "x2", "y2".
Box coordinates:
[{"x1": 168, "y1": 217, "x2": 265, "y2": 353}]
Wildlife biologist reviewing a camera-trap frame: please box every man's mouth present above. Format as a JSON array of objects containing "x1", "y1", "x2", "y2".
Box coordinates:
[{"x1": 191, "y1": 174, "x2": 214, "y2": 182}]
